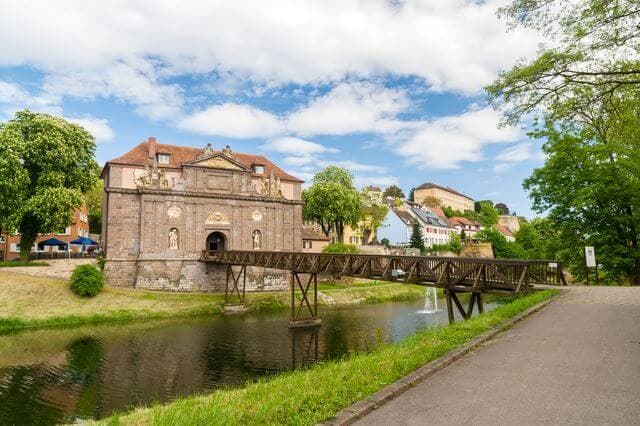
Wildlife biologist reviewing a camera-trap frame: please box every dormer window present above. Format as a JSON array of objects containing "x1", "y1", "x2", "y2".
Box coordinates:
[
  {"x1": 253, "y1": 164, "x2": 265, "y2": 174},
  {"x1": 157, "y1": 153, "x2": 171, "y2": 164}
]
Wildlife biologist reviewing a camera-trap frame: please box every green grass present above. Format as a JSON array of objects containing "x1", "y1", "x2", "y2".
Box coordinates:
[
  {"x1": 0, "y1": 272, "x2": 422, "y2": 333},
  {"x1": 0, "y1": 260, "x2": 49, "y2": 267},
  {"x1": 100, "y1": 289, "x2": 558, "y2": 426}
]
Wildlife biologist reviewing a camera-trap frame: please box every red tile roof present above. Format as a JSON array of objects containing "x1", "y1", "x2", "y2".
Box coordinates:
[
  {"x1": 106, "y1": 140, "x2": 303, "y2": 182},
  {"x1": 495, "y1": 224, "x2": 514, "y2": 238},
  {"x1": 302, "y1": 227, "x2": 329, "y2": 241}
]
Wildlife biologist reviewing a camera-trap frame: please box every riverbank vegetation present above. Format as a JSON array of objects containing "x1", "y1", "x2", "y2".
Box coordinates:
[
  {"x1": 486, "y1": 0, "x2": 640, "y2": 285},
  {"x1": 100, "y1": 289, "x2": 557, "y2": 425},
  {"x1": 0, "y1": 271, "x2": 422, "y2": 333}
]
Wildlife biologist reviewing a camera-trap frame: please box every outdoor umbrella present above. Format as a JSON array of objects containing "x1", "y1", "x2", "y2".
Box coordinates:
[
  {"x1": 69, "y1": 237, "x2": 99, "y2": 252},
  {"x1": 37, "y1": 238, "x2": 69, "y2": 250},
  {"x1": 69, "y1": 237, "x2": 98, "y2": 247}
]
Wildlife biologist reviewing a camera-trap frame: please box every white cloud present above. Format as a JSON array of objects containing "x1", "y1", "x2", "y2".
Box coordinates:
[
  {"x1": 261, "y1": 137, "x2": 339, "y2": 155},
  {"x1": 0, "y1": 0, "x2": 540, "y2": 109},
  {"x1": 66, "y1": 116, "x2": 115, "y2": 143},
  {"x1": 179, "y1": 103, "x2": 283, "y2": 138},
  {"x1": 492, "y1": 142, "x2": 544, "y2": 173},
  {"x1": 354, "y1": 175, "x2": 400, "y2": 189},
  {"x1": 287, "y1": 82, "x2": 409, "y2": 136},
  {"x1": 396, "y1": 107, "x2": 521, "y2": 169}
]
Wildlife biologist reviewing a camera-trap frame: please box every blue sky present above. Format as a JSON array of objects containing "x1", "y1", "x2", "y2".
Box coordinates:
[{"x1": 0, "y1": 0, "x2": 545, "y2": 217}]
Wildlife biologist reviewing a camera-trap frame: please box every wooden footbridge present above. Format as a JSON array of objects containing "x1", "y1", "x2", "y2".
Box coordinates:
[{"x1": 200, "y1": 250, "x2": 566, "y2": 327}]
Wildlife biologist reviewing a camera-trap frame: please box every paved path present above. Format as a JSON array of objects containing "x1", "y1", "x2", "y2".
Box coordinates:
[{"x1": 356, "y1": 286, "x2": 640, "y2": 425}]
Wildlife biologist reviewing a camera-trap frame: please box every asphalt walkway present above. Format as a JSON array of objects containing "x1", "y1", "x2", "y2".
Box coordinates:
[{"x1": 356, "y1": 286, "x2": 640, "y2": 425}]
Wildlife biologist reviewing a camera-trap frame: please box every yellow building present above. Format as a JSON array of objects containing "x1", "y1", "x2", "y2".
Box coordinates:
[{"x1": 414, "y1": 182, "x2": 474, "y2": 212}]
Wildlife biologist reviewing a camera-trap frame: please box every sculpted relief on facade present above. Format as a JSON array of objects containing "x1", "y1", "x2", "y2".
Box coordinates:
[
  {"x1": 167, "y1": 205, "x2": 181, "y2": 218},
  {"x1": 205, "y1": 211, "x2": 229, "y2": 225}
]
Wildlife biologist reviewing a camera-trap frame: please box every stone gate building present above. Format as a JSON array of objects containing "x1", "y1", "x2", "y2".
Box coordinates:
[{"x1": 101, "y1": 137, "x2": 303, "y2": 292}]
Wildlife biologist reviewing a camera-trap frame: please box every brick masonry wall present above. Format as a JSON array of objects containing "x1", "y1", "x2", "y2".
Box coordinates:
[{"x1": 104, "y1": 188, "x2": 302, "y2": 291}]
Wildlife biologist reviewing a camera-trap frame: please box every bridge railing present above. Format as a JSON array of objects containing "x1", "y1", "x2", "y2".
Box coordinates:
[{"x1": 200, "y1": 250, "x2": 566, "y2": 290}]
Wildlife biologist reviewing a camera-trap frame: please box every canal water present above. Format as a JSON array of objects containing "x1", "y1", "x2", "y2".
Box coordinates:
[{"x1": 0, "y1": 297, "x2": 496, "y2": 424}]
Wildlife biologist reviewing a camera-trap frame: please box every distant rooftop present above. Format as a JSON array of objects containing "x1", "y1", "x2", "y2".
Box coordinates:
[{"x1": 414, "y1": 182, "x2": 474, "y2": 201}]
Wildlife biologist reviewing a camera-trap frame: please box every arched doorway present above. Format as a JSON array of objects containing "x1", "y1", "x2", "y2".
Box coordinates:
[{"x1": 206, "y1": 231, "x2": 226, "y2": 253}]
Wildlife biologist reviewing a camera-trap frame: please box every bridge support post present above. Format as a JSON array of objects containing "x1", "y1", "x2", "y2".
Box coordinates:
[
  {"x1": 445, "y1": 290, "x2": 484, "y2": 324},
  {"x1": 289, "y1": 271, "x2": 321, "y2": 328},
  {"x1": 224, "y1": 264, "x2": 247, "y2": 312}
]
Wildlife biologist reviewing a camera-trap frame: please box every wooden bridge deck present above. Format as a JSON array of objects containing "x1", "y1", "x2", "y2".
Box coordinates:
[{"x1": 200, "y1": 250, "x2": 566, "y2": 326}]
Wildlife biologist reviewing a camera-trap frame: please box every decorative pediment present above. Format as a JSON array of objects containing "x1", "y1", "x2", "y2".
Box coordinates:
[
  {"x1": 187, "y1": 153, "x2": 249, "y2": 171},
  {"x1": 205, "y1": 211, "x2": 229, "y2": 225}
]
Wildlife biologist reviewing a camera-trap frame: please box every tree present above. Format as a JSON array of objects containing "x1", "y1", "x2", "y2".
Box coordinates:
[
  {"x1": 460, "y1": 229, "x2": 467, "y2": 242},
  {"x1": 477, "y1": 226, "x2": 526, "y2": 259},
  {"x1": 86, "y1": 179, "x2": 103, "y2": 234},
  {"x1": 382, "y1": 185, "x2": 405, "y2": 200},
  {"x1": 302, "y1": 166, "x2": 363, "y2": 243},
  {"x1": 422, "y1": 195, "x2": 440, "y2": 208},
  {"x1": 409, "y1": 223, "x2": 425, "y2": 252},
  {"x1": 523, "y1": 96, "x2": 640, "y2": 284},
  {"x1": 360, "y1": 187, "x2": 388, "y2": 244},
  {"x1": 0, "y1": 110, "x2": 100, "y2": 260},
  {"x1": 408, "y1": 187, "x2": 415, "y2": 202},
  {"x1": 488, "y1": 0, "x2": 640, "y2": 125},
  {"x1": 515, "y1": 221, "x2": 542, "y2": 258}
]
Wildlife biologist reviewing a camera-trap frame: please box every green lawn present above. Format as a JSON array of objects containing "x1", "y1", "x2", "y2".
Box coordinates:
[
  {"x1": 0, "y1": 271, "x2": 423, "y2": 332},
  {"x1": 101, "y1": 289, "x2": 557, "y2": 425}
]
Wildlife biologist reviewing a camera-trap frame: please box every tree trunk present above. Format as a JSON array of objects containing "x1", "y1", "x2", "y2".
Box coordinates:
[
  {"x1": 336, "y1": 222, "x2": 344, "y2": 244},
  {"x1": 633, "y1": 257, "x2": 640, "y2": 286},
  {"x1": 18, "y1": 215, "x2": 39, "y2": 262}
]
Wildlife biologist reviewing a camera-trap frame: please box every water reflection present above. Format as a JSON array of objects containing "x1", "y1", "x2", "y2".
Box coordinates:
[{"x1": 0, "y1": 298, "x2": 496, "y2": 423}]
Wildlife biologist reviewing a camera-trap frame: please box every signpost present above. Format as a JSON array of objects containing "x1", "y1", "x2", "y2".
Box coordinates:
[{"x1": 584, "y1": 246, "x2": 597, "y2": 286}]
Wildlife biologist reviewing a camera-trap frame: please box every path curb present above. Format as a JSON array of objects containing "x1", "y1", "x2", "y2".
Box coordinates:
[{"x1": 321, "y1": 290, "x2": 563, "y2": 425}]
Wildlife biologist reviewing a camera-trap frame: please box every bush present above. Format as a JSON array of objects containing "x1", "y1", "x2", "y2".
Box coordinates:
[
  {"x1": 70, "y1": 264, "x2": 104, "y2": 297},
  {"x1": 97, "y1": 256, "x2": 106, "y2": 271},
  {"x1": 322, "y1": 243, "x2": 358, "y2": 254}
]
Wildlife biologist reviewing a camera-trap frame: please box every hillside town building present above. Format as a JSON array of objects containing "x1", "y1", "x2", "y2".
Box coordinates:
[
  {"x1": 378, "y1": 203, "x2": 455, "y2": 247},
  {"x1": 414, "y1": 182, "x2": 474, "y2": 212},
  {"x1": 1, "y1": 206, "x2": 90, "y2": 260},
  {"x1": 101, "y1": 137, "x2": 303, "y2": 291}
]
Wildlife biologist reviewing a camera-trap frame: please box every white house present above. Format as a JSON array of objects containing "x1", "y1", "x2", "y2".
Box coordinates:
[
  {"x1": 377, "y1": 208, "x2": 415, "y2": 246},
  {"x1": 408, "y1": 206, "x2": 455, "y2": 247}
]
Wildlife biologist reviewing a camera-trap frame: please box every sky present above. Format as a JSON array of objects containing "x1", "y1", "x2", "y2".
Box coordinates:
[{"x1": 0, "y1": 0, "x2": 546, "y2": 217}]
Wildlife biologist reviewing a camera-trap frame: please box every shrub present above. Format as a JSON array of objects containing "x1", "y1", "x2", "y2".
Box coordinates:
[
  {"x1": 97, "y1": 256, "x2": 106, "y2": 271},
  {"x1": 70, "y1": 264, "x2": 104, "y2": 297},
  {"x1": 322, "y1": 243, "x2": 358, "y2": 254}
]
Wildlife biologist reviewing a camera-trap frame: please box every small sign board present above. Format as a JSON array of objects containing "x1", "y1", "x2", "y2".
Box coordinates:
[
  {"x1": 548, "y1": 262, "x2": 558, "y2": 268},
  {"x1": 585, "y1": 246, "x2": 596, "y2": 268}
]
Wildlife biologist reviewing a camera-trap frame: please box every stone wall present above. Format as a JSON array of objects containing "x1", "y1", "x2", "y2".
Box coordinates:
[{"x1": 104, "y1": 187, "x2": 302, "y2": 291}]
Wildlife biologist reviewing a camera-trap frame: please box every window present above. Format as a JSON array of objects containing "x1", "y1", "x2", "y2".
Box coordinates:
[
  {"x1": 349, "y1": 236, "x2": 359, "y2": 244},
  {"x1": 157, "y1": 153, "x2": 171, "y2": 164},
  {"x1": 58, "y1": 227, "x2": 71, "y2": 235},
  {"x1": 303, "y1": 241, "x2": 312, "y2": 249},
  {"x1": 253, "y1": 164, "x2": 265, "y2": 174},
  {"x1": 10, "y1": 243, "x2": 20, "y2": 253}
]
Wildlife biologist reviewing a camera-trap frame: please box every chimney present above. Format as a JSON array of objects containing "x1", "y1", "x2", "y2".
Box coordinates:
[{"x1": 148, "y1": 137, "x2": 157, "y2": 159}]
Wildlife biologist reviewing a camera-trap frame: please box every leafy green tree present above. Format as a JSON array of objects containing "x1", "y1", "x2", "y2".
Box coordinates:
[
  {"x1": 524, "y1": 98, "x2": 640, "y2": 284},
  {"x1": 302, "y1": 166, "x2": 363, "y2": 243},
  {"x1": 86, "y1": 179, "x2": 103, "y2": 234},
  {"x1": 422, "y1": 195, "x2": 440, "y2": 208},
  {"x1": 322, "y1": 243, "x2": 358, "y2": 254},
  {"x1": 488, "y1": 0, "x2": 640, "y2": 125},
  {"x1": 409, "y1": 223, "x2": 425, "y2": 252},
  {"x1": 477, "y1": 226, "x2": 526, "y2": 259},
  {"x1": 515, "y1": 221, "x2": 542, "y2": 258},
  {"x1": 382, "y1": 185, "x2": 405, "y2": 200},
  {"x1": 460, "y1": 229, "x2": 467, "y2": 242},
  {"x1": 408, "y1": 187, "x2": 415, "y2": 202},
  {"x1": 0, "y1": 111, "x2": 100, "y2": 260}
]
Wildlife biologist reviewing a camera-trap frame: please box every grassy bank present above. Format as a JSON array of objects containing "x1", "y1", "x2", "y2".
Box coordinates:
[
  {"x1": 101, "y1": 289, "x2": 557, "y2": 425},
  {"x1": 0, "y1": 271, "x2": 422, "y2": 333}
]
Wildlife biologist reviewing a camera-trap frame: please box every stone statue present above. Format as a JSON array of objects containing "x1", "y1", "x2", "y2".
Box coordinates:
[
  {"x1": 252, "y1": 230, "x2": 261, "y2": 249},
  {"x1": 259, "y1": 170, "x2": 284, "y2": 198},
  {"x1": 169, "y1": 228, "x2": 178, "y2": 250},
  {"x1": 197, "y1": 143, "x2": 215, "y2": 159},
  {"x1": 222, "y1": 144, "x2": 233, "y2": 157}
]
